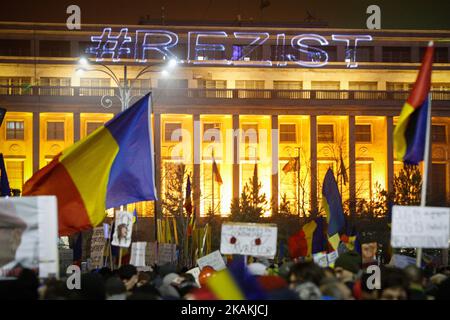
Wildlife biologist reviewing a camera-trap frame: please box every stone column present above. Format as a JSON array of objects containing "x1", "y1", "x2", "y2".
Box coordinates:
[
  {"x1": 232, "y1": 114, "x2": 240, "y2": 200},
  {"x1": 73, "y1": 112, "x2": 80, "y2": 142},
  {"x1": 32, "y1": 112, "x2": 40, "y2": 173},
  {"x1": 348, "y1": 115, "x2": 356, "y2": 216},
  {"x1": 386, "y1": 116, "x2": 394, "y2": 194},
  {"x1": 310, "y1": 115, "x2": 317, "y2": 215},
  {"x1": 271, "y1": 115, "x2": 279, "y2": 214},
  {"x1": 193, "y1": 114, "x2": 201, "y2": 217}
]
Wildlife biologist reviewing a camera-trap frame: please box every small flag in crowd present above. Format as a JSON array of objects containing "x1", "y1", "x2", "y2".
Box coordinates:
[
  {"x1": 212, "y1": 157, "x2": 223, "y2": 185},
  {"x1": 132, "y1": 208, "x2": 138, "y2": 224},
  {"x1": 0, "y1": 108, "x2": 6, "y2": 127},
  {"x1": 0, "y1": 154, "x2": 11, "y2": 197},
  {"x1": 282, "y1": 157, "x2": 299, "y2": 174},
  {"x1": 339, "y1": 153, "x2": 348, "y2": 186},
  {"x1": 322, "y1": 169, "x2": 345, "y2": 251},
  {"x1": 23, "y1": 94, "x2": 157, "y2": 235},
  {"x1": 184, "y1": 175, "x2": 193, "y2": 215},
  {"x1": 393, "y1": 42, "x2": 434, "y2": 165}
]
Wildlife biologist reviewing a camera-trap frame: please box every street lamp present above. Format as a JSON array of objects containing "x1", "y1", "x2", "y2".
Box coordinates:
[{"x1": 76, "y1": 57, "x2": 178, "y2": 111}]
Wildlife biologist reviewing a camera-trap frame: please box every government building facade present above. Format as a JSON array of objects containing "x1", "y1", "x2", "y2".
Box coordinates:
[{"x1": 0, "y1": 21, "x2": 449, "y2": 218}]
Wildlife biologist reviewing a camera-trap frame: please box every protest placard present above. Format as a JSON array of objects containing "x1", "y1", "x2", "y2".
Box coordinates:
[
  {"x1": 391, "y1": 206, "x2": 450, "y2": 248},
  {"x1": 59, "y1": 248, "x2": 73, "y2": 275},
  {"x1": 90, "y1": 227, "x2": 106, "y2": 269},
  {"x1": 146, "y1": 242, "x2": 158, "y2": 266},
  {"x1": 197, "y1": 250, "x2": 226, "y2": 271},
  {"x1": 389, "y1": 254, "x2": 417, "y2": 269},
  {"x1": 327, "y1": 251, "x2": 339, "y2": 267},
  {"x1": 220, "y1": 222, "x2": 278, "y2": 258},
  {"x1": 0, "y1": 196, "x2": 59, "y2": 279},
  {"x1": 158, "y1": 243, "x2": 177, "y2": 265},
  {"x1": 313, "y1": 252, "x2": 328, "y2": 268},
  {"x1": 130, "y1": 242, "x2": 147, "y2": 267},
  {"x1": 186, "y1": 267, "x2": 200, "y2": 286},
  {"x1": 111, "y1": 211, "x2": 133, "y2": 248}
]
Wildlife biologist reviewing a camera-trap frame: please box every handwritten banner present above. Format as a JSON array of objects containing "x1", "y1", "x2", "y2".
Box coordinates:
[
  {"x1": 220, "y1": 222, "x2": 277, "y2": 258},
  {"x1": 90, "y1": 227, "x2": 106, "y2": 269},
  {"x1": 391, "y1": 206, "x2": 450, "y2": 248}
]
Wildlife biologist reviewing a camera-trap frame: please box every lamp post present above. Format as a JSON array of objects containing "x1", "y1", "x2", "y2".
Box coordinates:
[
  {"x1": 76, "y1": 57, "x2": 178, "y2": 111},
  {"x1": 75, "y1": 57, "x2": 178, "y2": 243}
]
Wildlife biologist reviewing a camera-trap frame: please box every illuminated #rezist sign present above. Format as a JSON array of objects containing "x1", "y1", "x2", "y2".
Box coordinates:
[{"x1": 88, "y1": 28, "x2": 373, "y2": 68}]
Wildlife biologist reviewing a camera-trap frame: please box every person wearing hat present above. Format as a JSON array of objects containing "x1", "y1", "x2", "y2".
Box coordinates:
[{"x1": 333, "y1": 251, "x2": 361, "y2": 292}]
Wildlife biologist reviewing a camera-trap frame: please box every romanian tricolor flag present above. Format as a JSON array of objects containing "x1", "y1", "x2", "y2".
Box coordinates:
[
  {"x1": 393, "y1": 42, "x2": 434, "y2": 165},
  {"x1": 23, "y1": 94, "x2": 157, "y2": 236},
  {"x1": 322, "y1": 168, "x2": 345, "y2": 251},
  {"x1": 288, "y1": 217, "x2": 326, "y2": 258}
]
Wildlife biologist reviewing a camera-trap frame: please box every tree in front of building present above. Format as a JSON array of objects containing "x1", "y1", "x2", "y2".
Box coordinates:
[
  {"x1": 393, "y1": 164, "x2": 422, "y2": 206},
  {"x1": 229, "y1": 164, "x2": 268, "y2": 222}
]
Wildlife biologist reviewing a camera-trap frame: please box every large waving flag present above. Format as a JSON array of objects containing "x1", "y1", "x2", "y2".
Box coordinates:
[
  {"x1": 288, "y1": 217, "x2": 326, "y2": 258},
  {"x1": 393, "y1": 43, "x2": 434, "y2": 165},
  {"x1": 322, "y1": 168, "x2": 345, "y2": 251},
  {"x1": 0, "y1": 153, "x2": 11, "y2": 197},
  {"x1": 23, "y1": 94, "x2": 157, "y2": 235},
  {"x1": 0, "y1": 108, "x2": 6, "y2": 127}
]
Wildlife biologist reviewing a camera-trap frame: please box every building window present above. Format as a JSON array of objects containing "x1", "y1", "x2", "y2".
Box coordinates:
[
  {"x1": 39, "y1": 40, "x2": 71, "y2": 57},
  {"x1": 164, "y1": 123, "x2": 182, "y2": 142},
  {"x1": 241, "y1": 124, "x2": 259, "y2": 143},
  {"x1": 349, "y1": 82, "x2": 377, "y2": 91},
  {"x1": 235, "y1": 80, "x2": 266, "y2": 98},
  {"x1": 356, "y1": 46, "x2": 374, "y2": 62},
  {"x1": 6, "y1": 121, "x2": 24, "y2": 140},
  {"x1": 198, "y1": 80, "x2": 228, "y2": 98},
  {"x1": 431, "y1": 163, "x2": 447, "y2": 204},
  {"x1": 382, "y1": 47, "x2": 411, "y2": 62},
  {"x1": 5, "y1": 160, "x2": 24, "y2": 191},
  {"x1": 203, "y1": 123, "x2": 221, "y2": 142},
  {"x1": 273, "y1": 81, "x2": 303, "y2": 90},
  {"x1": 0, "y1": 39, "x2": 31, "y2": 56},
  {"x1": 195, "y1": 47, "x2": 225, "y2": 61},
  {"x1": 0, "y1": 77, "x2": 32, "y2": 95},
  {"x1": 280, "y1": 124, "x2": 297, "y2": 143},
  {"x1": 80, "y1": 78, "x2": 112, "y2": 96},
  {"x1": 420, "y1": 47, "x2": 448, "y2": 63},
  {"x1": 387, "y1": 82, "x2": 412, "y2": 91},
  {"x1": 356, "y1": 163, "x2": 372, "y2": 200},
  {"x1": 232, "y1": 45, "x2": 263, "y2": 61},
  {"x1": 158, "y1": 79, "x2": 188, "y2": 89},
  {"x1": 432, "y1": 125, "x2": 447, "y2": 143},
  {"x1": 317, "y1": 124, "x2": 334, "y2": 143},
  {"x1": 39, "y1": 77, "x2": 71, "y2": 96},
  {"x1": 46, "y1": 121, "x2": 65, "y2": 141},
  {"x1": 355, "y1": 124, "x2": 372, "y2": 143},
  {"x1": 86, "y1": 122, "x2": 104, "y2": 135}
]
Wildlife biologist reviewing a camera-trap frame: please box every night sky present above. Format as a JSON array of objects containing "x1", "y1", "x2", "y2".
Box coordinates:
[{"x1": 1, "y1": 0, "x2": 450, "y2": 30}]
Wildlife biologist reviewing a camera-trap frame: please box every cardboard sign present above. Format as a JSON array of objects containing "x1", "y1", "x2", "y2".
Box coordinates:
[
  {"x1": 220, "y1": 222, "x2": 278, "y2": 258},
  {"x1": 146, "y1": 242, "x2": 158, "y2": 266},
  {"x1": 59, "y1": 248, "x2": 73, "y2": 275},
  {"x1": 389, "y1": 254, "x2": 417, "y2": 269},
  {"x1": 90, "y1": 227, "x2": 106, "y2": 269},
  {"x1": 197, "y1": 250, "x2": 226, "y2": 271},
  {"x1": 327, "y1": 251, "x2": 339, "y2": 267},
  {"x1": 130, "y1": 242, "x2": 147, "y2": 267},
  {"x1": 186, "y1": 267, "x2": 200, "y2": 286},
  {"x1": 313, "y1": 252, "x2": 328, "y2": 268},
  {"x1": 391, "y1": 206, "x2": 450, "y2": 248},
  {"x1": 111, "y1": 211, "x2": 133, "y2": 248},
  {"x1": 158, "y1": 243, "x2": 177, "y2": 265},
  {"x1": 0, "y1": 196, "x2": 59, "y2": 279}
]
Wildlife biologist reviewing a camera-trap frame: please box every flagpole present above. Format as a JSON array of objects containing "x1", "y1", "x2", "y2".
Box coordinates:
[
  {"x1": 211, "y1": 149, "x2": 214, "y2": 215},
  {"x1": 417, "y1": 93, "x2": 432, "y2": 267},
  {"x1": 296, "y1": 147, "x2": 301, "y2": 217}
]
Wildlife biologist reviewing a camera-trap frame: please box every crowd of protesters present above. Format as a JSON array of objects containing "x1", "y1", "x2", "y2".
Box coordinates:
[{"x1": 1, "y1": 250, "x2": 450, "y2": 300}]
